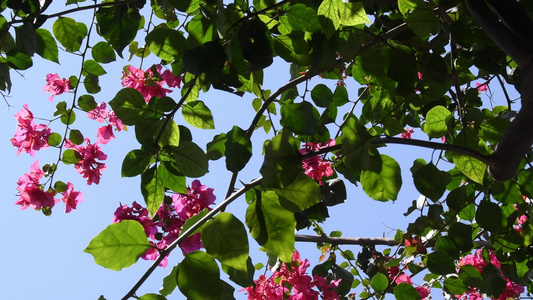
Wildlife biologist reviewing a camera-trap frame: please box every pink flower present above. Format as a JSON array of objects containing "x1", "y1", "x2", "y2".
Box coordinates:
[
  {"x1": 61, "y1": 182, "x2": 84, "y2": 213},
  {"x1": 65, "y1": 138, "x2": 107, "y2": 185},
  {"x1": 416, "y1": 286, "x2": 430, "y2": 299},
  {"x1": 476, "y1": 83, "x2": 488, "y2": 92},
  {"x1": 121, "y1": 65, "x2": 181, "y2": 102},
  {"x1": 161, "y1": 69, "x2": 182, "y2": 88},
  {"x1": 87, "y1": 102, "x2": 108, "y2": 122},
  {"x1": 96, "y1": 124, "x2": 115, "y2": 145},
  {"x1": 43, "y1": 73, "x2": 70, "y2": 102},
  {"x1": 15, "y1": 160, "x2": 58, "y2": 211},
  {"x1": 401, "y1": 128, "x2": 414, "y2": 139},
  {"x1": 241, "y1": 251, "x2": 340, "y2": 300},
  {"x1": 395, "y1": 274, "x2": 413, "y2": 285},
  {"x1": 173, "y1": 180, "x2": 216, "y2": 220},
  {"x1": 11, "y1": 104, "x2": 52, "y2": 156},
  {"x1": 299, "y1": 139, "x2": 336, "y2": 185},
  {"x1": 404, "y1": 236, "x2": 427, "y2": 254},
  {"x1": 458, "y1": 249, "x2": 523, "y2": 300},
  {"x1": 107, "y1": 110, "x2": 125, "y2": 131},
  {"x1": 113, "y1": 201, "x2": 158, "y2": 238}
]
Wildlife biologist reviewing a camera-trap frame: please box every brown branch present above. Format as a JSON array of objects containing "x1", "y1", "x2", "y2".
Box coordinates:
[{"x1": 295, "y1": 234, "x2": 491, "y2": 248}]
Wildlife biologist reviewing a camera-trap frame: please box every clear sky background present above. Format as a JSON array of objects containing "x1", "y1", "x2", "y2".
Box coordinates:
[{"x1": 0, "y1": 2, "x2": 511, "y2": 300}]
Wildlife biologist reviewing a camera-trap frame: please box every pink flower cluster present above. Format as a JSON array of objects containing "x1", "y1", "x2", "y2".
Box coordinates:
[
  {"x1": 16, "y1": 160, "x2": 84, "y2": 213},
  {"x1": 476, "y1": 83, "x2": 488, "y2": 92},
  {"x1": 457, "y1": 249, "x2": 524, "y2": 300},
  {"x1": 64, "y1": 138, "x2": 107, "y2": 185},
  {"x1": 241, "y1": 251, "x2": 341, "y2": 300},
  {"x1": 43, "y1": 73, "x2": 71, "y2": 102},
  {"x1": 300, "y1": 139, "x2": 336, "y2": 185},
  {"x1": 11, "y1": 104, "x2": 52, "y2": 156},
  {"x1": 87, "y1": 102, "x2": 125, "y2": 144},
  {"x1": 401, "y1": 128, "x2": 414, "y2": 139},
  {"x1": 113, "y1": 180, "x2": 216, "y2": 267},
  {"x1": 121, "y1": 65, "x2": 182, "y2": 102},
  {"x1": 395, "y1": 273, "x2": 430, "y2": 299}
]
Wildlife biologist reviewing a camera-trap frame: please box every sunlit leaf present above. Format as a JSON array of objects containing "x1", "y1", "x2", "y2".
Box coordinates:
[{"x1": 84, "y1": 220, "x2": 150, "y2": 271}]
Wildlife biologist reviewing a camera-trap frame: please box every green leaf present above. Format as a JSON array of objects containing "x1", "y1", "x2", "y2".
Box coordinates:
[
  {"x1": 206, "y1": 133, "x2": 227, "y2": 161},
  {"x1": 138, "y1": 294, "x2": 167, "y2": 300},
  {"x1": 84, "y1": 220, "x2": 150, "y2": 271},
  {"x1": 427, "y1": 250, "x2": 456, "y2": 275},
  {"x1": 158, "y1": 162, "x2": 187, "y2": 194},
  {"x1": 78, "y1": 95, "x2": 97, "y2": 112},
  {"x1": 141, "y1": 166, "x2": 165, "y2": 217},
  {"x1": 160, "y1": 265, "x2": 178, "y2": 296},
  {"x1": 15, "y1": 23, "x2": 37, "y2": 56},
  {"x1": 480, "y1": 117, "x2": 509, "y2": 145},
  {"x1": 394, "y1": 283, "x2": 421, "y2": 300},
  {"x1": 84, "y1": 59, "x2": 106, "y2": 76},
  {"x1": 225, "y1": 126, "x2": 252, "y2": 172},
  {"x1": 6, "y1": 50, "x2": 32, "y2": 70},
  {"x1": 280, "y1": 101, "x2": 319, "y2": 135},
  {"x1": 177, "y1": 251, "x2": 222, "y2": 299},
  {"x1": 458, "y1": 264, "x2": 483, "y2": 288},
  {"x1": 273, "y1": 35, "x2": 312, "y2": 66},
  {"x1": 448, "y1": 222, "x2": 474, "y2": 252},
  {"x1": 53, "y1": 17, "x2": 80, "y2": 52},
  {"x1": 476, "y1": 201, "x2": 506, "y2": 233},
  {"x1": 361, "y1": 154, "x2": 402, "y2": 201},
  {"x1": 54, "y1": 181, "x2": 68, "y2": 193},
  {"x1": 222, "y1": 256, "x2": 255, "y2": 287},
  {"x1": 480, "y1": 264, "x2": 506, "y2": 298},
  {"x1": 96, "y1": 6, "x2": 141, "y2": 57},
  {"x1": 311, "y1": 84, "x2": 333, "y2": 108},
  {"x1": 398, "y1": 0, "x2": 423, "y2": 14},
  {"x1": 69, "y1": 129, "x2": 84, "y2": 145},
  {"x1": 91, "y1": 41, "x2": 116, "y2": 63},
  {"x1": 318, "y1": 0, "x2": 341, "y2": 30},
  {"x1": 109, "y1": 88, "x2": 148, "y2": 125},
  {"x1": 47, "y1": 133, "x2": 61, "y2": 147},
  {"x1": 490, "y1": 180, "x2": 522, "y2": 205},
  {"x1": 272, "y1": 172, "x2": 323, "y2": 211},
  {"x1": 182, "y1": 100, "x2": 215, "y2": 129},
  {"x1": 122, "y1": 149, "x2": 152, "y2": 177},
  {"x1": 168, "y1": 141, "x2": 209, "y2": 177},
  {"x1": 287, "y1": 4, "x2": 321, "y2": 32},
  {"x1": 245, "y1": 191, "x2": 296, "y2": 262},
  {"x1": 370, "y1": 272, "x2": 388, "y2": 292},
  {"x1": 453, "y1": 154, "x2": 486, "y2": 184},
  {"x1": 337, "y1": 1, "x2": 370, "y2": 26},
  {"x1": 146, "y1": 27, "x2": 187, "y2": 62},
  {"x1": 412, "y1": 162, "x2": 451, "y2": 201},
  {"x1": 159, "y1": 119, "x2": 180, "y2": 148},
  {"x1": 406, "y1": 8, "x2": 441, "y2": 39},
  {"x1": 422, "y1": 105, "x2": 451, "y2": 138},
  {"x1": 83, "y1": 74, "x2": 101, "y2": 94},
  {"x1": 260, "y1": 130, "x2": 301, "y2": 188},
  {"x1": 444, "y1": 276, "x2": 469, "y2": 295},
  {"x1": 203, "y1": 212, "x2": 249, "y2": 273},
  {"x1": 62, "y1": 149, "x2": 82, "y2": 165},
  {"x1": 35, "y1": 28, "x2": 59, "y2": 63}
]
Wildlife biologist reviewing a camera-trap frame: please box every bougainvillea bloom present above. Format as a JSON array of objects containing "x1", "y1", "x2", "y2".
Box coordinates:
[
  {"x1": 121, "y1": 65, "x2": 182, "y2": 102},
  {"x1": 457, "y1": 249, "x2": 524, "y2": 300},
  {"x1": 241, "y1": 251, "x2": 341, "y2": 300},
  {"x1": 401, "y1": 128, "x2": 414, "y2": 139},
  {"x1": 476, "y1": 82, "x2": 488, "y2": 92},
  {"x1": 112, "y1": 180, "x2": 216, "y2": 267},
  {"x1": 87, "y1": 102, "x2": 108, "y2": 122},
  {"x1": 15, "y1": 160, "x2": 58, "y2": 210},
  {"x1": 43, "y1": 73, "x2": 71, "y2": 102},
  {"x1": 300, "y1": 139, "x2": 336, "y2": 185},
  {"x1": 61, "y1": 182, "x2": 84, "y2": 213},
  {"x1": 96, "y1": 124, "x2": 115, "y2": 145},
  {"x1": 11, "y1": 104, "x2": 52, "y2": 156},
  {"x1": 65, "y1": 138, "x2": 107, "y2": 185},
  {"x1": 404, "y1": 236, "x2": 427, "y2": 254}
]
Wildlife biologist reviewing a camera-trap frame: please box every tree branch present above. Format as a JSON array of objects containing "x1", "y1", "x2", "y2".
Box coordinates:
[
  {"x1": 464, "y1": 0, "x2": 532, "y2": 67},
  {"x1": 295, "y1": 234, "x2": 491, "y2": 248}
]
